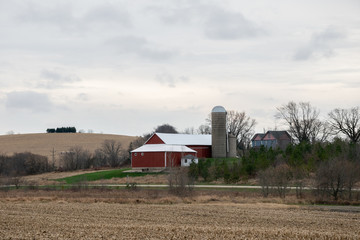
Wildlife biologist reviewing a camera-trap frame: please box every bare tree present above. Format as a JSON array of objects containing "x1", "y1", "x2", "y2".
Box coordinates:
[
  {"x1": 168, "y1": 167, "x2": 194, "y2": 197},
  {"x1": 276, "y1": 101, "x2": 327, "y2": 143},
  {"x1": 60, "y1": 146, "x2": 91, "y2": 171},
  {"x1": 272, "y1": 164, "x2": 292, "y2": 198},
  {"x1": 93, "y1": 149, "x2": 107, "y2": 168},
  {"x1": 344, "y1": 160, "x2": 360, "y2": 200},
  {"x1": 258, "y1": 167, "x2": 273, "y2": 197},
  {"x1": 314, "y1": 156, "x2": 358, "y2": 201},
  {"x1": 310, "y1": 121, "x2": 333, "y2": 143},
  {"x1": 328, "y1": 107, "x2": 360, "y2": 143},
  {"x1": 101, "y1": 139, "x2": 126, "y2": 167},
  {"x1": 227, "y1": 110, "x2": 257, "y2": 152},
  {"x1": 6, "y1": 172, "x2": 24, "y2": 189},
  {"x1": 197, "y1": 124, "x2": 211, "y2": 135},
  {"x1": 258, "y1": 164, "x2": 292, "y2": 198},
  {"x1": 183, "y1": 127, "x2": 195, "y2": 134},
  {"x1": 292, "y1": 166, "x2": 307, "y2": 199}
]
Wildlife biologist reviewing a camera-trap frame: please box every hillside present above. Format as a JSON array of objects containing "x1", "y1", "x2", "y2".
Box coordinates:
[{"x1": 0, "y1": 133, "x2": 138, "y2": 164}]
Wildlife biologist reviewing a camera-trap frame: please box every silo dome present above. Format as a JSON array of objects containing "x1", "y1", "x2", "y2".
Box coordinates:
[{"x1": 212, "y1": 106, "x2": 226, "y2": 113}]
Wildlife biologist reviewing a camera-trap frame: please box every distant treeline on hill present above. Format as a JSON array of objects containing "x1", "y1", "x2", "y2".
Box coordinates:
[{"x1": 46, "y1": 127, "x2": 77, "y2": 133}]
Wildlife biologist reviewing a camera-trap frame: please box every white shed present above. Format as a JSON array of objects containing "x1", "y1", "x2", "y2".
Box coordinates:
[{"x1": 181, "y1": 154, "x2": 198, "y2": 167}]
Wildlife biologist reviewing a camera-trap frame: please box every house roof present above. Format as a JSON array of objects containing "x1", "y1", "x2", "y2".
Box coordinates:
[
  {"x1": 131, "y1": 144, "x2": 196, "y2": 153},
  {"x1": 251, "y1": 133, "x2": 265, "y2": 141},
  {"x1": 150, "y1": 133, "x2": 212, "y2": 146},
  {"x1": 266, "y1": 131, "x2": 291, "y2": 140},
  {"x1": 252, "y1": 131, "x2": 291, "y2": 141}
]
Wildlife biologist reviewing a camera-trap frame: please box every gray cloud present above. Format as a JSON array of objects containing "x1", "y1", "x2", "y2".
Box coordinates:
[
  {"x1": 83, "y1": 4, "x2": 131, "y2": 27},
  {"x1": 155, "y1": 73, "x2": 189, "y2": 88},
  {"x1": 39, "y1": 69, "x2": 81, "y2": 89},
  {"x1": 17, "y1": 2, "x2": 131, "y2": 32},
  {"x1": 17, "y1": 3, "x2": 77, "y2": 31},
  {"x1": 105, "y1": 35, "x2": 175, "y2": 61},
  {"x1": 146, "y1": 4, "x2": 200, "y2": 25},
  {"x1": 147, "y1": 3, "x2": 264, "y2": 40},
  {"x1": 294, "y1": 26, "x2": 346, "y2": 60},
  {"x1": 204, "y1": 9, "x2": 263, "y2": 40},
  {"x1": 6, "y1": 91, "x2": 53, "y2": 112}
]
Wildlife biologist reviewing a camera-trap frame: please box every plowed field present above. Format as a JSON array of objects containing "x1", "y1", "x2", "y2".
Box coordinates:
[
  {"x1": 0, "y1": 133, "x2": 136, "y2": 164},
  {"x1": 1, "y1": 201, "x2": 359, "y2": 239}
]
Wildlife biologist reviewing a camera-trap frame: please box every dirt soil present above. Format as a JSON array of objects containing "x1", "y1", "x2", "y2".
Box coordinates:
[{"x1": 0, "y1": 195, "x2": 359, "y2": 239}]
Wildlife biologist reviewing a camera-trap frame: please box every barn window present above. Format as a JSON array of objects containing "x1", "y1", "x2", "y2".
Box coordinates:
[
  {"x1": 184, "y1": 159, "x2": 188, "y2": 163},
  {"x1": 141, "y1": 152, "x2": 144, "y2": 156},
  {"x1": 134, "y1": 153, "x2": 137, "y2": 156}
]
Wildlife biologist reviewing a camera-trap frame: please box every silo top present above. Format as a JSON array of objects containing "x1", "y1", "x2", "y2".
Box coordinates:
[{"x1": 212, "y1": 106, "x2": 226, "y2": 113}]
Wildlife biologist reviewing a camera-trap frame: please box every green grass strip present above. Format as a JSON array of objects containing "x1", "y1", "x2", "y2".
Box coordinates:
[{"x1": 56, "y1": 168, "x2": 162, "y2": 184}]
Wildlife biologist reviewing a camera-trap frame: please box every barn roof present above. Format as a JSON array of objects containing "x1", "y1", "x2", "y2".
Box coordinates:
[
  {"x1": 131, "y1": 144, "x2": 196, "y2": 153},
  {"x1": 153, "y1": 133, "x2": 212, "y2": 146}
]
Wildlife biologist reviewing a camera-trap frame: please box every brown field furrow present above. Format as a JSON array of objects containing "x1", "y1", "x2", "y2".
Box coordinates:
[{"x1": 1, "y1": 201, "x2": 359, "y2": 239}]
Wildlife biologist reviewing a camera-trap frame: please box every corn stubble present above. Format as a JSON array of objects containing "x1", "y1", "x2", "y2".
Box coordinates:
[{"x1": 0, "y1": 199, "x2": 359, "y2": 239}]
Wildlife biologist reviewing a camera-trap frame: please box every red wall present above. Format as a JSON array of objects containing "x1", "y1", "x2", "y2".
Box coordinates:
[
  {"x1": 187, "y1": 145, "x2": 211, "y2": 158},
  {"x1": 146, "y1": 134, "x2": 164, "y2": 144},
  {"x1": 132, "y1": 152, "x2": 165, "y2": 168},
  {"x1": 131, "y1": 151, "x2": 196, "y2": 168}
]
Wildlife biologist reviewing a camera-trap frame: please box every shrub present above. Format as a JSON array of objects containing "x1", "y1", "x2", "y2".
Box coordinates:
[
  {"x1": 272, "y1": 164, "x2": 292, "y2": 198},
  {"x1": 0, "y1": 152, "x2": 50, "y2": 176},
  {"x1": 315, "y1": 156, "x2": 360, "y2": 201},
  {"x1": 168, "y1": 167, "x2": 194, "y2": 197}
]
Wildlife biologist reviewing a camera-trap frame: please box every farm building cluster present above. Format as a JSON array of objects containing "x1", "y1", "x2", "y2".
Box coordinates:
[{"x1": 131, "y1": 106, "x2": 292, "y2": 169}]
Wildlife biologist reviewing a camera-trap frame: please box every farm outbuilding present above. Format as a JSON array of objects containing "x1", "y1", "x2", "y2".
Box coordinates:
[
  {"x1": 181, "y1": 155, "x2": 198, "y2": 167},
  {"x1": 131, "y1": 144, "x2": 197, "y2": 169},
  {"x1": 131, "y1": 133, "x2": 211, "y2": 169},
  {"x1": 131, "y1": 106, "x2": 237, "y2": 169}
]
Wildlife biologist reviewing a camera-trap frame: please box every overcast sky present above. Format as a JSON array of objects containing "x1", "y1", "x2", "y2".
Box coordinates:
[{"x1": 0, "y1": 0, "x2": 359, "y2": 136}]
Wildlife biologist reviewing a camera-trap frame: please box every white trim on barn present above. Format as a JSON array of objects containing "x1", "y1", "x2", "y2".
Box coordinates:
[{"x1": 131, "y1": 144, "x2": 196, "y2": 153}]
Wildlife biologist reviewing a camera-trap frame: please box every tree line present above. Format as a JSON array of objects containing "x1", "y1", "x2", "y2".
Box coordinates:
[
  {"x1": 276, "y1": 102, "x2": 360, "y2": 144},
  {"x1": 191, "y1": 102, "x2": 360, "y2": 150},
  {"x1": 0, "y1": 139, "x2": 137, "y2": 178},
  {"x1": 0, "y1": 152, "x2": 51, "y2": 177},
  {"x1": 188, "y1": 138, "x2": 360, "y2": 201},
  {"x1": 46, "y1": 127, "x2": 77, "y2": 133},
  {"x1": 59, "y1": 139, "x2": 132, "y2": 171}
]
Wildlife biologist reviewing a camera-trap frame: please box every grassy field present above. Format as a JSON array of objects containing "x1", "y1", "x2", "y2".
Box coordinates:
[
  {"x1": 0, "y1": 190, "x2": 359, "y2": 239},
  {"x1": 56, "y1": 169, "x2": 163, "y2": 184},
  {"x1": 0, "y1": 133, "x2": 137, "y2": 164}
]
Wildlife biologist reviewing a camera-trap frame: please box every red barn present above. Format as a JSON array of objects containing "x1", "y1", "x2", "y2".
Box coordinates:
[
  {"x1": 131, "y1": 144, "x2": 196, "y2": 169},
  {"x1": 131, "y1": 133, "x2": 211, "y2": 169}
]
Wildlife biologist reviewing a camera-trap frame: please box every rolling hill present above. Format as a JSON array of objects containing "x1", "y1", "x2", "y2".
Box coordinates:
[{"x1": 0, "y1": 133, "x2": 138, "y2": 164}]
